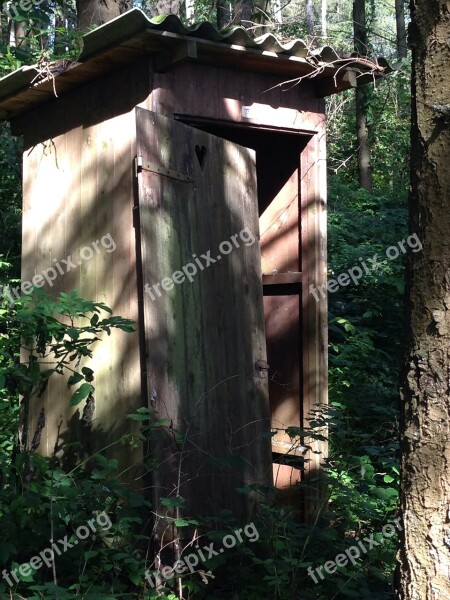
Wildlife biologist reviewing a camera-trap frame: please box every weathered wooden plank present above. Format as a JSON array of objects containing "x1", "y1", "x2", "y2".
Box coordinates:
[
  {"x1": 263, "y1": 293, "x2": 301, "y2": 454},
  {"x1": 260, "y1": 168, "x2": 299, "y2": 275},
  {"x1": 300, "y1": 123, "x2": 328, "y2": 520}
]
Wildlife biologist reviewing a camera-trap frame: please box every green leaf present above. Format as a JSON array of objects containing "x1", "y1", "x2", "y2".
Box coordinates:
[
  {"x1": 174, "y1": 519, "x2": 191, "y2": 527},
  {"x1": 160, "y1": 496, "x2": 185, "y2": 508},
  {"x1": 70, "y1": 383, "x2": 94, "y2": 406},
  {"x1": 67, "y1": 327, "x2": 79, "y2": 340},
  {"x1": 67, "y1": 372, "x2": 84, "y2": 387}
]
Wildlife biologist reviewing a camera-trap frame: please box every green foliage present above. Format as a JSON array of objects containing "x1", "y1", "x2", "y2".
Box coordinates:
[
  {"x1": 0, "y1": 124, "x2": 22, "y2": 279},
  {"x1": 0, "y1": 0, "x2": 80, "y2": 78},
  {"x1": 311, "y1": 11, "x2": 409, "y2": 594},
  {"x1": 0, "y1": 289, "x2": 148, "y2": 598},
  {"x1": 0, "y1": 453, "x2": 152, "y2": 599},
  {"x1": 1, "y1": 289, "x2": 134, "y2": 412},
  {"x1": 327, "y1": 66, "x2": 411, "y2": 199},
  {"x1": 0, "y1": 284, "x2": 402, "y2": 599}
]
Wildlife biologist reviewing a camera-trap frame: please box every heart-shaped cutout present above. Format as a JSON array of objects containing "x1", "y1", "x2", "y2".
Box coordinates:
[{"x1": 195, "y1": 144, "x2": 207, "y2": 170}]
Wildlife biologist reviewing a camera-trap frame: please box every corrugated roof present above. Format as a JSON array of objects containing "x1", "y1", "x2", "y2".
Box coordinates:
[
  {"x1": 79, "y1": 10, "x2": 326, "y2": 61},
  {"x1": 0, "y1": 8, "x2": 390, "y2": 120}
]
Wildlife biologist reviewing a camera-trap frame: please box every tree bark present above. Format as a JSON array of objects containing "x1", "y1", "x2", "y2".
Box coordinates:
[
  {"x1": 234, "y1": 0, "x2": 253, "y2": 25},
  {"x1": 353, "y1": 0, "x2": 366, "y2": 53},
  {"x1": 273, "y1": 0, "x2": 282, "y2": 24},
  {"x1": 395, "y1": 0, "x2": 407, "y2": 59},
  {"x1": 399, "y1": 1, "x2": 450, "y2": 598},
  {"x1": 232, "y1": 0, "x2": 267, "y2": 29},
  {"x1": 217, "y1": 1, "x2": 232, "y2": 28},
  {"x1": 355, "y1": 87, "x2": 372, "y2": 191},
  {"x1": 305, "y1": 0, "x2": 315, "y2": 35},
  {"x1": 76, "y1": 0, "x2": 132, "y2": 29},
  {"x1": 353, "y1": 0, "x2": 372, "y2": 192},
  {"x1": 321, "y1": 0, "x2": 327, "y2": 38}
]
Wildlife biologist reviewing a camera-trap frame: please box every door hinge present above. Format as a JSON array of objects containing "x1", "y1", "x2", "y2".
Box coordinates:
[{"x1": 135, "y1": 156, "x2": 192, "y2": 183}]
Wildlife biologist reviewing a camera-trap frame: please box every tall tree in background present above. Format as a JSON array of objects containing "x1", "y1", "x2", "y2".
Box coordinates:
[
  {"x1": 217, "y1": 0, "x2": 268, "y2": 29},
  {"x1": 305, "y1": 0, "x2": 315, "y2": 34},
  {"x1": 234, "y1": 0, "x2": 254, "y2": 25},
  {"x1": 76, "y1": 0, "x2": 132, "y2": 28},
  {"x1": 395, "y1": 0, "x2": 407, "y2": 59},
  {"x1": 399, "y1": 0, "x2": 450, "y2": 598},
  {"x1": 321, "y1": 0, "x2": 327, "y2": 38},
  {"x1": 217, "y1": 1, "x2": 232, "y2": 27},
  {"x1": 353, "y1": 0, "x2": 372, "y2": 192}
]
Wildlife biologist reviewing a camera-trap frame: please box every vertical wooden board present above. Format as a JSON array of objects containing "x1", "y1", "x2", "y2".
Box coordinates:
[
  {"x1": 136, "y1": 107, "x2": 272, "y2": 521},
  {"x1": 260, "y1": 169, "x2": 300, "y2": 274},
  {"x1": 20, "y1": 139, "x2": 40, "y2": 450},
  {"x1": 108, "y1": 113, "x2": 141, "y2": 448},
  {"x1": 263, "y1": 293, "x2": 301, "y2": 453},
  {"x1": 273, "y1": 463, "x2": 301, "y2": 489},
  {"x1": 21, "y1": 131, "x2": 77, "y2": 456},
  {"x1": 83, "y1": 110, "x2": 141, "y2": 476},
  {"x1": 300, "y1": 130, "x2": 328, "y2": 519}
]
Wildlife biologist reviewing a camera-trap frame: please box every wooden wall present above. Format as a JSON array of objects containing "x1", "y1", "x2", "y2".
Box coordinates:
[{"x1": 19, "y1": 79, "x2": 143, "y2": 480}]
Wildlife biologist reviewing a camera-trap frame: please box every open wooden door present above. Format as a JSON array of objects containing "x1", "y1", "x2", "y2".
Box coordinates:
[{"x1": 134, "y1": 107, "x2": 272, "y2": 524}]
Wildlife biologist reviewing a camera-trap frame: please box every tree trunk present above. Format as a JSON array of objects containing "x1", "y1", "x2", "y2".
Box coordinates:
[
  {"x1": 395, "y1": 0, "x2": 407, "y2": 59},
  {"x1": 273, "y1": 0, "x2": 282, "y2": 24},
  {"x1": 76, "y1": 0, "x2": 132, "y2": 29},
  {"x1": 305, "y1": 0, "x2": 315, "y2": 35},
  {"x1": 353, "y1": 0, "x2": 366, "y2": 53},
  {"x1": 232, "y1": 0, "x2": 267, "y2": 29},
  {"x1": 321, "y1": 0, "x2": 327, "y2": 38},
  {"x1": 217, "y1": 3, "x2": 231, "y2": 28},
  {"x1": 186, "y1": 0, "x2": 194, "y2": 21},
  {"x1": 353, "y1": 0, "x2": 372, "y2": 192},
  {"x1": 355, "y1": 87, "x2": 372, "y2": 191},
  {"x1": 234, "y1": 0, "x2": 253, "y2": 25},
  {"x1": 399, "y1": 1, "x2": 450, "y2": 598}
]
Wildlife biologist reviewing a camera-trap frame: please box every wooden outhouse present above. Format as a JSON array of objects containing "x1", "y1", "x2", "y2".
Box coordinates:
[{"x1": 0, "y1": 10, "x2": 387, "y2": 521}]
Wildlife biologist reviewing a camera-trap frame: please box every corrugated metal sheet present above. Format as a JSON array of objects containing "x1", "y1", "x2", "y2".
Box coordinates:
[{"x1": 0, "y1": 8, "x2": 390, "y2": 120}]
